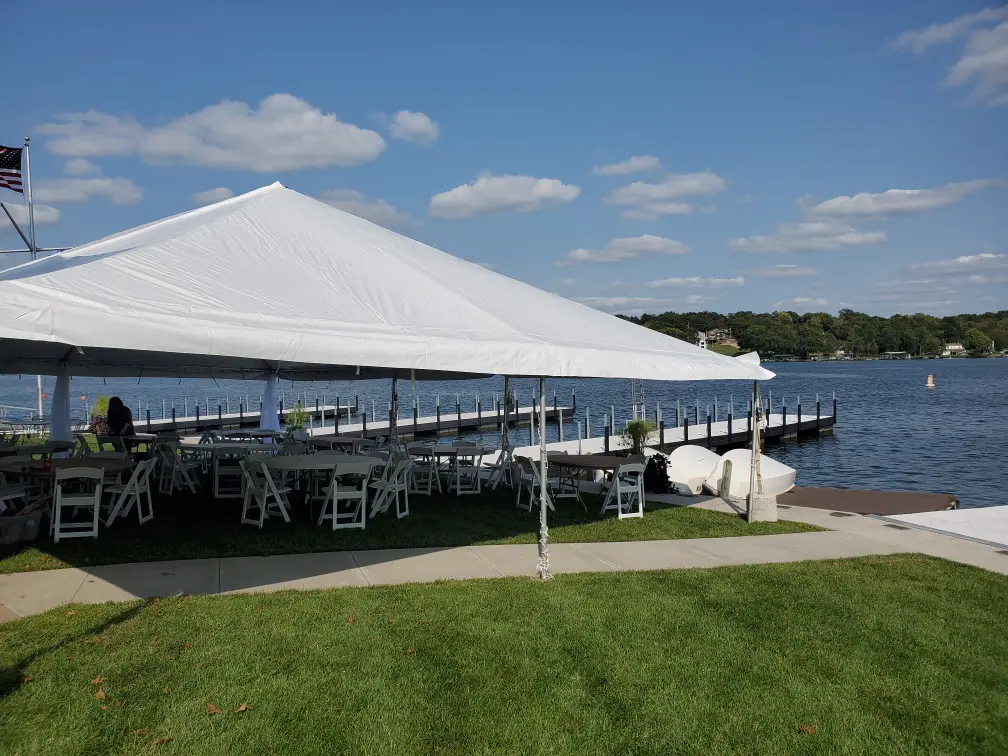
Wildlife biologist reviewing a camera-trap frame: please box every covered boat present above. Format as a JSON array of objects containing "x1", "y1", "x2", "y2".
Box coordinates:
[
  {"x1": 664, "y1": 446, "x2": 722, "y2": 496},
  {"x1": 704, "y1": 448, "x2": 796, "y2": 499}
]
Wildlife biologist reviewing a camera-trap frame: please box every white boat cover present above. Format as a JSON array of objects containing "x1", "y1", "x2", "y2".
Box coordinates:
[
  {"x1": 705, "y1": 448, "x2": 796, "y2": 499},
  {"x1": 0, "y1": 183, "x2": 774, "y2": 383}
]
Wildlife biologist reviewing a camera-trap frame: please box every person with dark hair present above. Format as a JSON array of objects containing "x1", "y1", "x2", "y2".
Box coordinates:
[{"x1": 107, "y1": 396, "x2": 135, "y2": 436}]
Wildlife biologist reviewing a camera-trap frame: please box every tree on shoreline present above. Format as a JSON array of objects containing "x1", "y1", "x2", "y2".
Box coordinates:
[{"x1": 622, "y1": 309, "x2": 1008, "y2": 359}]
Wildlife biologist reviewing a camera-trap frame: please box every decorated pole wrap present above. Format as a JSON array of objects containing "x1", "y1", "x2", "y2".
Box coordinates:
[
  {"x1": 747, "y1": 379, "x2": 764, "y2": 521},
  {"x1": 537, "y1": 376, "x2": 551, "y2": 579},
  {"x1": 390, "y1": 373, "x2": 399, "y2": 444},
  {"x1": 50, "y1": 363, "x2": 72, "y2": 443},
  {"x1": 259, "y1": 373, "x2": 281, "y2": 434},
  {"x1": 489, "y1": 375, "x2": 513, "y2": 489}
]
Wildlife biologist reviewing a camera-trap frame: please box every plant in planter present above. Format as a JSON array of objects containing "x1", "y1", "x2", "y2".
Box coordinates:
[
  {"x1": 621, "y1": 418, "x2": 656, "y2": 455},
  {"x1": 284, "y1": 401, "x2": 309, "y2": 442}
]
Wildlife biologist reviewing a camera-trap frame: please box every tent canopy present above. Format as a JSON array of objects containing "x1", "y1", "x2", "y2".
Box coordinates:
[{"x1": 0, "y1": 183, "x2": 773, "y2": 382}]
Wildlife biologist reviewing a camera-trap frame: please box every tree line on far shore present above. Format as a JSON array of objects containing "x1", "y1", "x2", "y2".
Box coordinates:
[{"x1": 622, "y1": 309, "x2": 1008, "y2": 358}]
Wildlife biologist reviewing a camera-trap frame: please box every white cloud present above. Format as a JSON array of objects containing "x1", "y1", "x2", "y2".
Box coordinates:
[
  {"x1": 945, "y1": 20, "x2": 1008, "y2": 105},
  {"x1": 592, "y1": 155, "x2": 661, "y2": 176},
  {"x1": 0, "y1": 202, "x2": 59, "y2": 226},
  {"x1": 62, "y1": 158, "x2": 99, "y2": 176},
  {"x1": 319, "y1": 189, "x2": 419, "y2": 229},
  {"x1": 911, "y1": 252, "x2": 1008, "y2": 273},
  {"x1": 729, "y1": 220, "x2": 886, "y2": 253},
  {"x1": 429, "y1": 173, "x2": 580, "y2": 219},
  {"x1": 773, "y1": 296, "x2": 829, "y2": 310},
  {"x1": 191, "y1": 187, "x2": 235, "y2": 206},
  {"x1": 34, "y1": 177, "x2": 143, "y2": 205},
  {"x1": 603, "y1": 171, "x2": 726, "y2": 219},
  {"x1": 380, "y1": 110, "x2": 439, "y2": 145},
  {"x1": 39, "y1": 94, "x2": 386, "y2": 171},
  {"x1": 808, "y1": 179, "x2": 998, "y2": 216},
  {"x1": 572, "y1": 296, "x2": 670, "y2": 314},
  {"x1": 756, "y1": 264, "x2": 817, "y2": 278},
  {"x1": 559, "y1": 235, "x2": 688, "y2": 266},
  {"x1": 892, "y1": 9, "x2": 1008, "y2": 105},
  {"x1": 647, "y1": 276, "x2": 744, "y2": 288},
  {"x1": 891, "y1": 6, "x2": 1008, "y2": 54},
  {"x1": 558, "y1": 277, "x2": 578, "y2": 287}
]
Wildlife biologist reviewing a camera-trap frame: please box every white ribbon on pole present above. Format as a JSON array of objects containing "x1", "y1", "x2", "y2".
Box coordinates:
[{"x1": 260, "y1": 374, "x2": 281, "y2": 432}]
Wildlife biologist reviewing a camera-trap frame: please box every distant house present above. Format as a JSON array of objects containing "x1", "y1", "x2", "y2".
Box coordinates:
[
  {"x1": 834, "y1": 349, "x2": 848, "y2": 360},
  {"x1": 942, "y1": 343, "x2": 966, "y2": 358},
  {"x1": 702, "y1": 328, "x2": 738, "y2": 348},
  {"x1": 881, "y1": 351, "x2": 910, "y2": 360}
]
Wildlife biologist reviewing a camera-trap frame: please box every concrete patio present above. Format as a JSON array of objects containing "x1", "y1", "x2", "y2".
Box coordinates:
[{"x1": 1, "y1": 500, "x2": 1006, "y2": 620}]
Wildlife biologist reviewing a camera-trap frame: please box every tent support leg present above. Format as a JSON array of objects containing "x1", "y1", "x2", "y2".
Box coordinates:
[{"x1": 537, "y1": 376, "x2": 551, "y2": 579}]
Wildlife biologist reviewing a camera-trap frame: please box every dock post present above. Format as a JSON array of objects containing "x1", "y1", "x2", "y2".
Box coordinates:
[
  {"x1": 457, "y1": 400, "x2": 461, "y2": 430},
  {"x1": 162, "y1": 398, "x2": 166, "y2": 420},
  {"x1": 747, "y1": 408, "x2": 752, "y2": 436},
  {"x1": 184, "y1": 398, "x2": 188, "y2": 418},
  {"x1": 714, "y1": 396, "x2": 718, "y2": 422},
  {"x1": 782, "y1": 402, "x2": 787, "y2": 438},
  {"x1": 363, "y1": 412, "x2": 367, "y2": 437},
  {"x1": 684, "y1": 416, "x2": 689, "y2": 444},
  {"x1": 477, "y1": 396, "x2": 481, "y2": 429},
  {"x1": 218, "y1": 404, "x2": 222, "y2": 429},
  {"x1": 585, "y1": 407, "x2": 591, "y2": 438},
  {"x1": 413, "y1": 404, "x2": 418, "y2": 433},
  {"x1": 706, "y1": 415, "x2": 711, "y2": 448},
  {"x1": 797, "y1": 397, "x2": 802, "y2": 437},
  {"x1": 676, "y1": 399, "x2": 680, "y2": 427},
  {"x1": 146, "y1": 409, "x2": 151, "y2": 432},
  {"x1": 604, "y1": 423, "x2": 609, "y2": 454},
  {"x1": 816, "y1": 396, "x2": 821, "y2": 431},
  {"x1": 280, "y1": 397, "x2": 284, "y2": 416},
  {"x1": 315, "y1": 397, "x2": 319, "y2": 418},
  {"x1": 728, "y1": 412, "x2": 732, "y2": 442},
  {"x1": 833, "y1": 391, "x2": 837, "y2": 421},
  {"x1": 196, "y1": 405, "x2": 201, "y2": 426},
  {"x1": 659, "y1": 420, "x2": 665, "y2": 449},
  {"x1": 239, "y1": 402, "x2": 243, "y2": 425},
  {"x1": 572, "y1": 391, "x2": 576, "y2": 411},
  {"x1": 355, "y1": 394, "x2": 359, "y2": 414},
  {"x1": 695, "y1": 400, "x2": 699, "y2": 426},
  {"x1": 529, "y1": 405, "x2": 534, "y2": 445},
  {"x1": 335, "y1": 402, "x2": 340, "y2": 434},
  {"x1": 436, "y1": 405, "x2": 441, "y2": 435},
  {"x1": 226, "y1": 396, "x2": 230, "y2": 414}
]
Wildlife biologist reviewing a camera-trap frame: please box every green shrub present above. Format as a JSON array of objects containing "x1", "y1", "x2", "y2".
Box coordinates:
[{"x1": 621, "y1": 418, "x2": 655, "y2": 455}]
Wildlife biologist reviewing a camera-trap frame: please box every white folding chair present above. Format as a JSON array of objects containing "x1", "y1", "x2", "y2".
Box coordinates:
[
  {"x1": 318, "y1": 461, "x2": 371, "y2": 530},
  {"x1": 453, "y1": 444, "x2": 483, "y2": 495},
  {"x1": 486, "y1": 447, "x2": 514, "y2": 489},
  {"x1": 103, "y1": 459, "x2": 155, "y2": 526},
  {"x1": 0, "y1": 470, "x2": 27, "y2": 514},
  {"x1": 600, "y1": 463, "x2": 645, "y2": 519},
  {"x1": 72, "y1": 433, "x2": 92, "y2": 458},
  {"x1": 406, "y1": 444, "x2": 440, "y2": 495},
  {"x1": 370, "y1": 458, "x2": 412, "y2": 519},
  {"x1": 239, "y1": 459, "x2": 292, "y2": 528},
  {"x1": 514, "y1": 456, "x2": 555, "y2": 513},
  {"x1": 51, "y1": 467, "x2": 103, "y2": 542}
]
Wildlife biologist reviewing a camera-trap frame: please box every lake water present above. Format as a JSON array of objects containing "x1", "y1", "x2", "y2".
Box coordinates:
[{"x1": 2, "y1": 359, "x2": 1005, "y2": 508}]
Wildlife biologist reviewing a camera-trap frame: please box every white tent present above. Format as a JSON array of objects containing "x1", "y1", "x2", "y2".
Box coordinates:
[
  {"x1": 0, "y1": 182, "x2": 772, "y2": 383},
  {"x1": 0, "y1": 182, "x2": 773, "y2": 578}
]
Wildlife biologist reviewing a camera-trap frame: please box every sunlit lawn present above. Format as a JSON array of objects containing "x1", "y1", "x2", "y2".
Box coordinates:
[
  {"x1": 0, "y1": 486, "x2": 818, "y2": 574},
  {"x1": 1, "y1": 554, "x2": 1006, "y2": 755}
]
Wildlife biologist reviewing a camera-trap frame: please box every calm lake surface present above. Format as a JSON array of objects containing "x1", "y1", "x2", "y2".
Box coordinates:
[{"x1": 2, "y1": 359, "x2": 1005, "y2": 508}]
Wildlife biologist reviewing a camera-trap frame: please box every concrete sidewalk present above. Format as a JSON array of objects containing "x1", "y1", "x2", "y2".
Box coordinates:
[{"x1": 1, "y1": 502, "x2": 1005, "y2": 621}]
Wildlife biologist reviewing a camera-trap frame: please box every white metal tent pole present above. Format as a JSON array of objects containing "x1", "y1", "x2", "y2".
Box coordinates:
[
  {"x1": 490, "y1": 375, "x2": 512, "y2": 489},
  {"x1": 747, "y1": 379, "x2": 764, "y2": 523},
  {"x1": 390, "y1": 373, "x2": 398, "y2": 444},
  {"x1": 50, "y1": 364, "x2": 71, "y2": 443},
  {"x1": 537, "y1": 376, "x2": 551, "y2": 579},
  {"x1": 25, "y1": 137, "x2": 43, "y2": 418}
]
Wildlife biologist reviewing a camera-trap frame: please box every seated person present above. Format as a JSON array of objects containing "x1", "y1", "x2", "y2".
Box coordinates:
[{"x1": 107, "y1": 396, "x2": 136, "y2": 437}]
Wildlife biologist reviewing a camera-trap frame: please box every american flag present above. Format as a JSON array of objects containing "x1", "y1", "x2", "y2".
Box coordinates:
[{"x1": 0, "y1": 145, "x2": 24, "y2": 193}]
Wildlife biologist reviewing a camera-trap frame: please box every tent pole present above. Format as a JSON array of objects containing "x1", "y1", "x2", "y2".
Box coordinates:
[
  {"x1": 390, "y1": 372, "x2": 398, "y2": 446},
  {"x1": 747, "y1": 379, "x2": 763, "y2": 522},
  {"x1": 490, "y1": 375, "x2": 512, "y2": 489},
  {"x1": 537, "y1": 376, "x2": 551, "y2": 579}
]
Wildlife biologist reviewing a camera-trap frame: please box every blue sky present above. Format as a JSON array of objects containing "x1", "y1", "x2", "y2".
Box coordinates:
[{"x1": 3, "y1": 0, "x2": 1006, "y2": 316}]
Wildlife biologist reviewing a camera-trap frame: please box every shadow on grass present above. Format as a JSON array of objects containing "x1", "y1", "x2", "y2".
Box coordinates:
[
  {"x1": 1, "y1": 600, "x2": 151, "y2": 700},
  {"x1": 0, "y1": 481, "x2": 812, "y2": 577}
]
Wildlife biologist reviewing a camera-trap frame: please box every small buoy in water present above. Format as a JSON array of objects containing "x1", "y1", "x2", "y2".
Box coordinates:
[{"x1": 926, "y1": 374, "x2": 935, "y2": 389}]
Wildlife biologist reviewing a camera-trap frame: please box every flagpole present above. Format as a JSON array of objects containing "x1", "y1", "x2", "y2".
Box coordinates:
[
  {"x1": 24, "y1": 136, "x2": 43, "y2": 421},
  {"x1": 23, "y1": 136, "x2": 36, "y2": 261}
]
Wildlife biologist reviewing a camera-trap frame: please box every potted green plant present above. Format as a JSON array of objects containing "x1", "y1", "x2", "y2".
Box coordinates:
[
  {"x1": 283, "y1": 401, "x2": 309, "y2": 442},
  {"x1": 89, "y1": 395, "x2": 111, "y2": 436},
  {"x1": 621, "y1": 418, "x2": 655, "y2": 456}
]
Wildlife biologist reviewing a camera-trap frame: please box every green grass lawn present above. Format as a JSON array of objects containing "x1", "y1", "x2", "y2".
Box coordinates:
[
  {"x1": 2, "y1": 554, "x2": 1006, "y2": 755},
  {"x1": 708, "y1": 343, "x2": 743, "y2": 356},
  {"x1": 0, "y1": 487, "x2": 818, "y2": 574}
]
